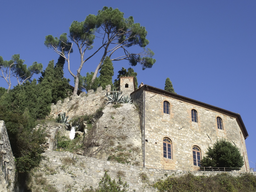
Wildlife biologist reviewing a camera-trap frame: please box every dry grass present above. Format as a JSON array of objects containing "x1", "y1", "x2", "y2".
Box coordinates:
[{"x1": 61, "y1": 157, "x2": 76, "y2": 165}]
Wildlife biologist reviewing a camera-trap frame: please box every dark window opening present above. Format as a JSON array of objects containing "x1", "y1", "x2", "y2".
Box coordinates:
[
  {"x1": 191, "y1": 109, "x2": 198, "y2": 122},
  {"x1": 125, "y1": 83, "x2": 129, "y2": 88},
  {"x1": 217, "y1": 117, "x2": 223, "y2": 130},
  {"x1": 163, "y1": 101, "x2": 170, "y2": 114}
]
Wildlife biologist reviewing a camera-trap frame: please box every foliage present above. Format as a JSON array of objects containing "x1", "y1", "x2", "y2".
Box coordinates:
[
  {"x1": 164, "y1": 77, "x2": 176, "y2": 93},
  {"x1": 44, "y1": 14, "x2": 97, "y2": 95},
  {"x1": 96, "y1": 172, "x2": 128, "y2": 192},
  {"x1": 0, "y1": 105, "x2": 46, "y2": 173},
  {"x1": 200, "y1": 140, "x2": 244, "y2": 170},
  {"x1": 113, "y1": 67, "x2": 138, "y2": 90},
  {"x1": 91, "y1": 6, "x2": 156, "y2": 84},
  {"x1": 153, "y1": 173, "x2": 256, "y2": 192},
  {"x1": 70, "y1": 107, "x2": 104, "y2": 131},
  {"x1": 79, "y1": 72, "x2": 100, "y2": 92},
  {"x1": 37, "y1": 61, "x2": 54, "y2": 119},
  {"x1": 56, "y1": 112, "x2": 70, "y2": 126},
  {"x1": 39, "y1": 58, "x2": 72, "y2": 104},
  {"x1": 56, "y1": 134, "x2": 83, "y2": 153},
  {"x1": 106, "y1": 92, "x2": 124, "y2": 104},
  {"x1": 106, "y1": 92, "x2": 132, "y2": 104},
  {"x1": 45, "y1": 6, "x2": 155, "y2": 95},
  {"x1": 121, "y1": 96, "x2": 132, "y2": 104},
  {"x1": 0, "y1": 54, "x2": 43, "y2": 91},
  {"x1": 0, "y1": 87, "x2": 6, "y2": 98},
  {"x1": 99, "y1": 57, "x2": 114, "y2": 90}
]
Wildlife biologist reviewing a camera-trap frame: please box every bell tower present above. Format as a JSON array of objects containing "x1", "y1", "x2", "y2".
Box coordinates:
[{"x1": 120, "y1": 76, "x2": 135, "y2": 97}]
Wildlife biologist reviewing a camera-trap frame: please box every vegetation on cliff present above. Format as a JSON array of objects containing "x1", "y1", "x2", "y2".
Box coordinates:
[{"x1": 153, "y1": 173, "x2": 256, "y2": 192}]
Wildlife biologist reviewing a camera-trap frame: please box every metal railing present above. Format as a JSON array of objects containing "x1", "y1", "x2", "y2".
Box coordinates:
[{"x1": 200, "y1": 167, "x2": 241, "y2": 172}]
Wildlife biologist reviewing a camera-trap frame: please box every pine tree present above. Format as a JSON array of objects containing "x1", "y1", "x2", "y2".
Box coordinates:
[
  {"x1": 99, "y1": 57, "x2": 114, "y2": 90},
  {"x1": 164, "y1": 78, "x2": 176, "y2": 93},
  {"x1": 113, "y1": 67, "x2": 138, "y2": 90}
]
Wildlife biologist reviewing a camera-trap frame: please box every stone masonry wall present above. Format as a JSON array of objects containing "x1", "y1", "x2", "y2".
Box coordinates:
[
  {"x1": 0, "y1": 121, "x2": 15, "y2": 192},
  {"x1": 120, "y1": 77, "x2": 135, "y2": 97},
  {"x1": 49, "y1": 85, "x2": 111, "y2": 120},
  {"x1": 28, "y1": 151, "x2": 255, "y2": 192},
  {"x1": 143, "y1": 91, "x2": 249, "y2": 172}
]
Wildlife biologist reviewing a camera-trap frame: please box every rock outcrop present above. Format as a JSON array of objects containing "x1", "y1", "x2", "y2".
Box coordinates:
[{"x1": 0, "y1": 121, "x2": 15, "y2": 192}]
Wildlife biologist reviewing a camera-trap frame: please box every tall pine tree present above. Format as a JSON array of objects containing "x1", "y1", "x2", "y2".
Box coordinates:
[
  {"x1": 164, "y1": 78, "x2": 176, "y2": 93},
  {"x1": 99, "y1": 57, "x2": 114, "y2": 90}
]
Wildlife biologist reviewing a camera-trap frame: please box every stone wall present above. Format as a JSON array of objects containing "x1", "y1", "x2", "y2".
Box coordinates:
[
  {"x1": 27, "y1": 150, "x2": 255, "y2": 192},
  {"x1": 0, "y1": 121, "x2": 15, "y2": 192},
  {"x1": 49, "y1": 85, "x2": 111, "y2": 120},
  {"x1": 142, "y1": 91, "x2": 249, "y2": 172}
]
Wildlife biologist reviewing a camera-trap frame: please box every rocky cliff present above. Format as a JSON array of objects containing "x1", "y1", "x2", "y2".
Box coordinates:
[{"x1": 0, "y1": 121, "x2": 15, "y2": 192}]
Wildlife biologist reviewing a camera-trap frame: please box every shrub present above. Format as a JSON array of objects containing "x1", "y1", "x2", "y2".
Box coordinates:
[{"x1": 200, "y1": 140, "x2": 244, "y2": 170}]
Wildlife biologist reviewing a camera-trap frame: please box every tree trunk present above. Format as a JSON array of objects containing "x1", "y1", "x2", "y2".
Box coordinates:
[{"x1": 73, "y1": 74, "x2": 79, "y2": 95}]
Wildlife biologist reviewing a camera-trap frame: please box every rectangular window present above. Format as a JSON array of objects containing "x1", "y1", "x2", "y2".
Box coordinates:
[
  {"x1": 197, "y1": 152, "x2": 201, "y2": 166},
  {"x1": 168, "y1": 144, "x2": 171, "y2": 159},
  {"x1": 163, "y1": 143, "x2": 167, "y2": 158},
  {"x1": 193, "y1": 151, "x2": 197, "y2": 166}
]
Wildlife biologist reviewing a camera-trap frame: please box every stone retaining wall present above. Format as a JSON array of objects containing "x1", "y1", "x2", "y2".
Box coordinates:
[{"x1": 28, "y1": 151, "x2": 254, "y2": 192}]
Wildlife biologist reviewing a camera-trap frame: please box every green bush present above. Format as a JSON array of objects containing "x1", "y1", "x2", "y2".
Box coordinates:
[
  {"x1": 153, "y1": 173, "x2": 256, "y2": 192},
  {"x1": 85, "y1": 172, "x2": 128, "y2": 192},
  {"x1": 200, "y1": 140, "x2": 244, "y2": 170},
  {"x1": 0, "y1": 106, "x2": 46, "y2": 173}
]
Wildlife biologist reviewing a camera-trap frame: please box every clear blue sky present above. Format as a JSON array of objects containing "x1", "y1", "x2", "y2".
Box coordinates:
[{"x1": 0, "y1": 0, "x2": 255, "y2": 169}]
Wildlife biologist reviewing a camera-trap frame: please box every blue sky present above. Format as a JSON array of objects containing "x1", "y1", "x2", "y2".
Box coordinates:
[{"x1": 0, "y1": 0, "x2": 255, "y2": 169}]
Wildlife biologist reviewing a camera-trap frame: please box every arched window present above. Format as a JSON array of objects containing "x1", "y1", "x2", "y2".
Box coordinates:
[
  {"x1": 191, "y1": 109, "x2": 198, "y2": 122},
  {"x1": 217, "y1": 117, "x2": 223, "y2": 130},
  {"x1": 163, "y1": 101, "x2": 170, "y2": 114},
  {"x1": 125, "y1": 83, "x2": 129, "y2": 88},
  {"x1": 193, "y1": 146, "x2": 201, "y2": 166},
  {"x1": 163, "y1": 137, "x2": 172, "y2": 159}
]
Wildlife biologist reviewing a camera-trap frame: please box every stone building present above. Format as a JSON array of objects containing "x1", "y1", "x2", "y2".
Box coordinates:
[
  {"x1": 125, "y1": 78, "x2": 249, "y2": 172},
  {"x1": 120, "y1": 76, "x2": 136, "y2": 97}
]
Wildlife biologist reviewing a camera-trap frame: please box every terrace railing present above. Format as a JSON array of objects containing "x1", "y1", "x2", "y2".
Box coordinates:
[{"x1": 200, "y1": 167, "x2": 241, "y2": 171}]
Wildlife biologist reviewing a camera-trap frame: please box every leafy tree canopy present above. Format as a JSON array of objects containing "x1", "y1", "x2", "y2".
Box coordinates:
[
  {"x1": 164, "y1": 78, "x2": 176, "y2": 93},
  {"x1": 200, "y1": 140, "x2": 244, "y2": 170},
  {"x1": 0, "y1": 54, "x2": 43, "y2": 92},
  {"x1": 78, "y1": 72, "x2": 100, "y2": 92},
  {"x1": 44, "y1": 6, "x2": 155, "y2": 95}
]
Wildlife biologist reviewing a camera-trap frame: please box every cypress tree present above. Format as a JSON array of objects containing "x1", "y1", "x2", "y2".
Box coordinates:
[
  {"x1": 164, "y1": 78, "x2": 176, "y2": 93},
  {"x1": 39, "y1": 56, "x2": 71, "y2": 104},
  {"x1": 99, "y1": 57, "x2": 114, "y2": 90},
  {"x1": 37, "y1": 60, "x2": 54, "y2": 119},
  {"x1": 52, "y1": 56, "x2": 71, "y2": 103}
]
